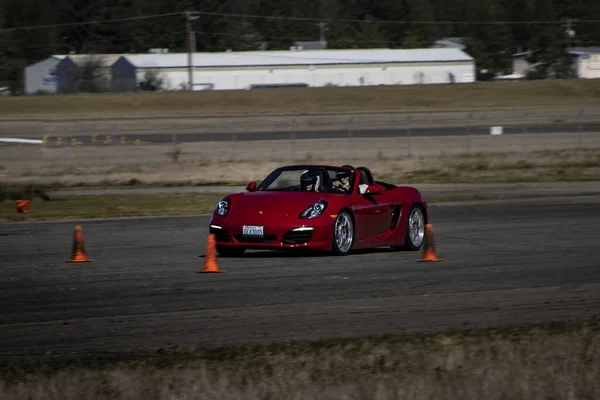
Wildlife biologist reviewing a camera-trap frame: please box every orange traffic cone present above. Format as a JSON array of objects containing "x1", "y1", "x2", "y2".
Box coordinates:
[
  {"x1": 417, "y1": 224, "x2": 443, "y2": 262},
  {"x1": 66, "y1": 225, "x2": 93, "y2": 263},
  {"x1": 197, "y1": 234, "x2": 226, "y2": 273},
  {"x1": 15, "y1": 200, "x2": 31, "y2": 214}
]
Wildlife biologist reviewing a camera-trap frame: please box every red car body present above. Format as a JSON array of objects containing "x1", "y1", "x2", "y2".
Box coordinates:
[{"x1": 208, "y1": 164, "x2": 428, "y2": 256}]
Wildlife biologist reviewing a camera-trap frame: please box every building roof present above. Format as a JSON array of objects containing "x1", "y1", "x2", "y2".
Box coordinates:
[
  {"x1": 432, "y1": 37, "x2": 466, "y2": 50},
  {"x1": 294, "y1": 41, "x2": 327, "y2": 50},
  {"x1": 569, "y1": 47, "x2": 600, "y2": 54},
  {"x1": 24, "y1": 55, "x2": 69, "y2": 70},
  {"x1": 514, "y1": 47, "x2": 600, "y2": 57},
  {"x1": 61, "y1": 54, "x2": 123, "y2": 66},
  {"x1": 513, "y1": 51, "x2": 534, "y2": 57},
  {"x1": 117, "y1": 48, "x2": 473, "y2": 69}
]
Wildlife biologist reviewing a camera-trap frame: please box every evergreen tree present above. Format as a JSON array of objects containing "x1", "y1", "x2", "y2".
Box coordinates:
[
  {"x1": 403, "y1": 0, "x2": 438, "y2": 48},
  {"x1": 466, "y1": 0, "x2": 513, "y2": 75},
  {"x1": 217, "y1": 18, "x2": 265, "y2": 51},
  {"x1": 2, "y1": 0, "x2": 600, "y2": 90}
]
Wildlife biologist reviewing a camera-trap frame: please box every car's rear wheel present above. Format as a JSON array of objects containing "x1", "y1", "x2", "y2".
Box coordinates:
[
  {"x1": 216, "y1": 245, "x2": 246, "y2": 257},
  {"x1": 332, "y1": 211, "x2": 354, "y2": 256}
]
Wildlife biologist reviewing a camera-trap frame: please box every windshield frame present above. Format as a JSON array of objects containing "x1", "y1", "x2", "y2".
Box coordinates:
[{"x1": 256, "y1": 165, "x2": 357, "y2": 194}]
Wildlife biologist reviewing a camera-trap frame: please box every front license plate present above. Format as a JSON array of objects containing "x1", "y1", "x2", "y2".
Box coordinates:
[{"x1": 242, "y1": 225, "x2": 264, "y2": 237}]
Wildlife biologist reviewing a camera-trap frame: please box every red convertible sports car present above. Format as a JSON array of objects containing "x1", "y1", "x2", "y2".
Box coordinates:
[{"x1": 208, "y1": 164, "x2": 428, "y2": 256}]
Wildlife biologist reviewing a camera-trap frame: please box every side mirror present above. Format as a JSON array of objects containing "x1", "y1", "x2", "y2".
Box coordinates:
[
  {"x1": 365, "y1": 185, "x2": 382, "y2": 195},
  {"x1": 246, "y1": 181, "x2": 257, "y2": 192}
]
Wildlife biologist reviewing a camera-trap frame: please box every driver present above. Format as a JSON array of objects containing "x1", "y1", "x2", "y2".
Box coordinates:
[{"x1": 300, "y1": 170, "x2": 320, "y2": 192}]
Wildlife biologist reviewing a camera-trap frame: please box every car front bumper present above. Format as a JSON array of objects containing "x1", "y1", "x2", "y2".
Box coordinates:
[{"x1": 208, "y1": 215, "x2": 335, "y2": 251}]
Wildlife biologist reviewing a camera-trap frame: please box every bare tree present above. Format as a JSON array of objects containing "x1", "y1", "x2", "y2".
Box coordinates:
[
  {"x1": 76, "y1": 55, "x2": 109, "y2": 93},
  {"x1": 139, "y1": 70, "x2": 165, "y2": 91}
]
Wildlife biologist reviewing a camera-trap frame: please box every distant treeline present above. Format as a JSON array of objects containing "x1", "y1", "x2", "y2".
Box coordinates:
[{"x1": 1, "y1": 0, "x2": 599, "y2": 90}]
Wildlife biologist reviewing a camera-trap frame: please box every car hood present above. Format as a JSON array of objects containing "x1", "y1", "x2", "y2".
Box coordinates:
[{"x1": 231, "y1": 191, "x2": 332, "y2": 218}]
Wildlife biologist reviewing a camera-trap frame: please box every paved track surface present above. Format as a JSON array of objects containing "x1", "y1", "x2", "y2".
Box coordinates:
[
  {"x1": 37, "y1": 122, "x2": 600, "y2": 143},
  {"x1": 1, "y1": 196, "x2": 600, "y2": 366}
]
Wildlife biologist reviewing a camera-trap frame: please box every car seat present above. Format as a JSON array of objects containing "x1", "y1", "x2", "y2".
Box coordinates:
[{"x1": 356, "y1": 167, "x2": 374, "y2": 186}]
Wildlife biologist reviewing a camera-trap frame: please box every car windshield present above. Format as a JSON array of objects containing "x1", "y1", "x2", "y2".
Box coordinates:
[{"x1": 257, "y1": 166, "x2": 356, "y2": 194}]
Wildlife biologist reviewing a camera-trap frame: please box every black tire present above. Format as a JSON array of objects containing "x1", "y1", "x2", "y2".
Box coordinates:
[
  {"x1": 391, "y1": 204, "x2": 426, "y2": 251},
  {"x1": 216, "y1": 245, "x2": 246, "y2": 257},
  {"x1": 332, "y1": 210, "x2": 355, "y2": 256}
]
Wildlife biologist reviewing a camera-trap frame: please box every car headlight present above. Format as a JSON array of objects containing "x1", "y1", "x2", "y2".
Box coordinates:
[
  {"x1": 215, "y1": 198, "x2": 230, "y2": 216},
  {"x1": 300, "y1": 200, "x2": 327, "y2": 219}
]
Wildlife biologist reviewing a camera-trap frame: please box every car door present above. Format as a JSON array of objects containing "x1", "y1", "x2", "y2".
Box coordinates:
[{"x1": 352, "y1": 190, "x2": 394, "y2": 240}]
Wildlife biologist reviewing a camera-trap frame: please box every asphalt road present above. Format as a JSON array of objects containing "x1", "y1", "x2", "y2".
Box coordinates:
[
  {"x1": 37, "y1": 121, "x2": 600, "y2": 143},
  {"x1": 1, "y1": 196, "x2": 600, "y2": 367}
]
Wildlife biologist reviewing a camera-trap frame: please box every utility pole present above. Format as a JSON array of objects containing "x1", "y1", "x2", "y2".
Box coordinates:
[
  {"x1": 560, "y1": 18, "x2": 578, "y2": 78},
  {"x1": 318, "y1": 22, "x2": 328, "y2": 49},
  {"x1": 562, "y1": 18, "x2": 577, "y2": 49},
  {"x1": 185, "y1": 11, "x2": 200, "y2": 91}
]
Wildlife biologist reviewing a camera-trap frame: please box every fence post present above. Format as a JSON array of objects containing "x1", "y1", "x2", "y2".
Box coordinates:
[
  {"x1": 522, "y1": 112, "x2": 528, "y2": 151},
  {"x1": 231, "y1": 132, "x2": 236, "y2": 161},
  {"x1": 289, "y1": 118, "x2": 295, "y2": 161},
  {"x1": 62, "y1": 130, "x2": 69, "y2": 165},
  {"x1": 578, "y1": 109, "x2": 583, "y2": 149},
  {"x1": 171, "y1": 133, "x2": 180, "y2": 162},
  {"x1": 406, "y1": 115, "x2": 412, "y2": 157},
  {"x1": 466, "y1": 113, "x2": 472, "y2": 154},
  {"x1": 347, "y1": 117, "x2": 353, "y2": 156}
]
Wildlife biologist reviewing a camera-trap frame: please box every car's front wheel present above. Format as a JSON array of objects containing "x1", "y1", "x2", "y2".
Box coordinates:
[
  {"x1": 216, "y1": 245, "x2": 246, "y2": 257},
  {"x1": 391, "y1": 204, "x2": 426, "y2": 251},
  {"x1": 404, "y1": 204, "x2": 426, "y2": 250},
  {"x1": 332, "y1": 210, "x2": 354, "y2": 256}
]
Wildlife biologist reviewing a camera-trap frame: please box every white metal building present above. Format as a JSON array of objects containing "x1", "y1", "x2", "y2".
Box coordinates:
[
  {"x1": 496, "y1": 47, "x2": 600, "y2": 80},
  {"x1": 111, "y1": 48, "x2": 476, "y2": 91},
  {"x1": 55, "y1": 54, "x2": 121, "y2": 93},
  {"x1": 569, "y1": 47, "x2": 600, "y2": 79},
  {"x1": 24, "y1": 55, "x2": 68, "y2": 94},
  {"x1": 24, "y1": 53, "x2": 122, "y2": 94}
]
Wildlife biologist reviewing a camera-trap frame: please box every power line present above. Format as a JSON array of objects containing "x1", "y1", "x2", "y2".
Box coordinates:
[
  {"x1": 2, "y1": 10, "x2": 600, "y2": 33},
  {"x1": 0, "y1": 12, "x2": 183, "y2": 33},
  {"x1": 194, "y1": 11, "x2": 600, "y2": 25},
  {"x1": 0, "y1": 28, "x2": 595, "y2": 54},
  {"x1": 0, "y1": 31, "x2": 403, "y2": 53},
  {"x1": 0, "y1": 31, "x2": 186, "y2": 51}
]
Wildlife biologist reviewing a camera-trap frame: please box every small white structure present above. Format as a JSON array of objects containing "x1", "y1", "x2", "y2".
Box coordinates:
[
  {"x1": 111, "y1": 48, "x2": 475, "y2": 91},
  {"x1": 569, "y1": 47, "x2": 600, "y2": 79},
  {"x1": 490, "y1": 126, "x2": 504, "y2": 135},
  {"x1": 495, "y1": 47, "x2": 600, "y2": 80},
  {"x1": 24, "y1": 55, "x2": 68, "y2": 94}
]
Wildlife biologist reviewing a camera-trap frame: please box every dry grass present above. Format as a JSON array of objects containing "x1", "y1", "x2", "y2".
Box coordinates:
[
  {"x1": 1, "y1": 323, "x2": 599, "y2": 400},
  {"x1": 0, "y1": 193, "x2": 227, "y2": 221},
  {"x1": 1, "y1": 132, "x2": 600, "y2": 187},
  {"x1": 1, "y1": 106, "x2": 597, "y2": 141},
  {"x1": 2, "y1": 79, "x2": 600, "y2": 119}
]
